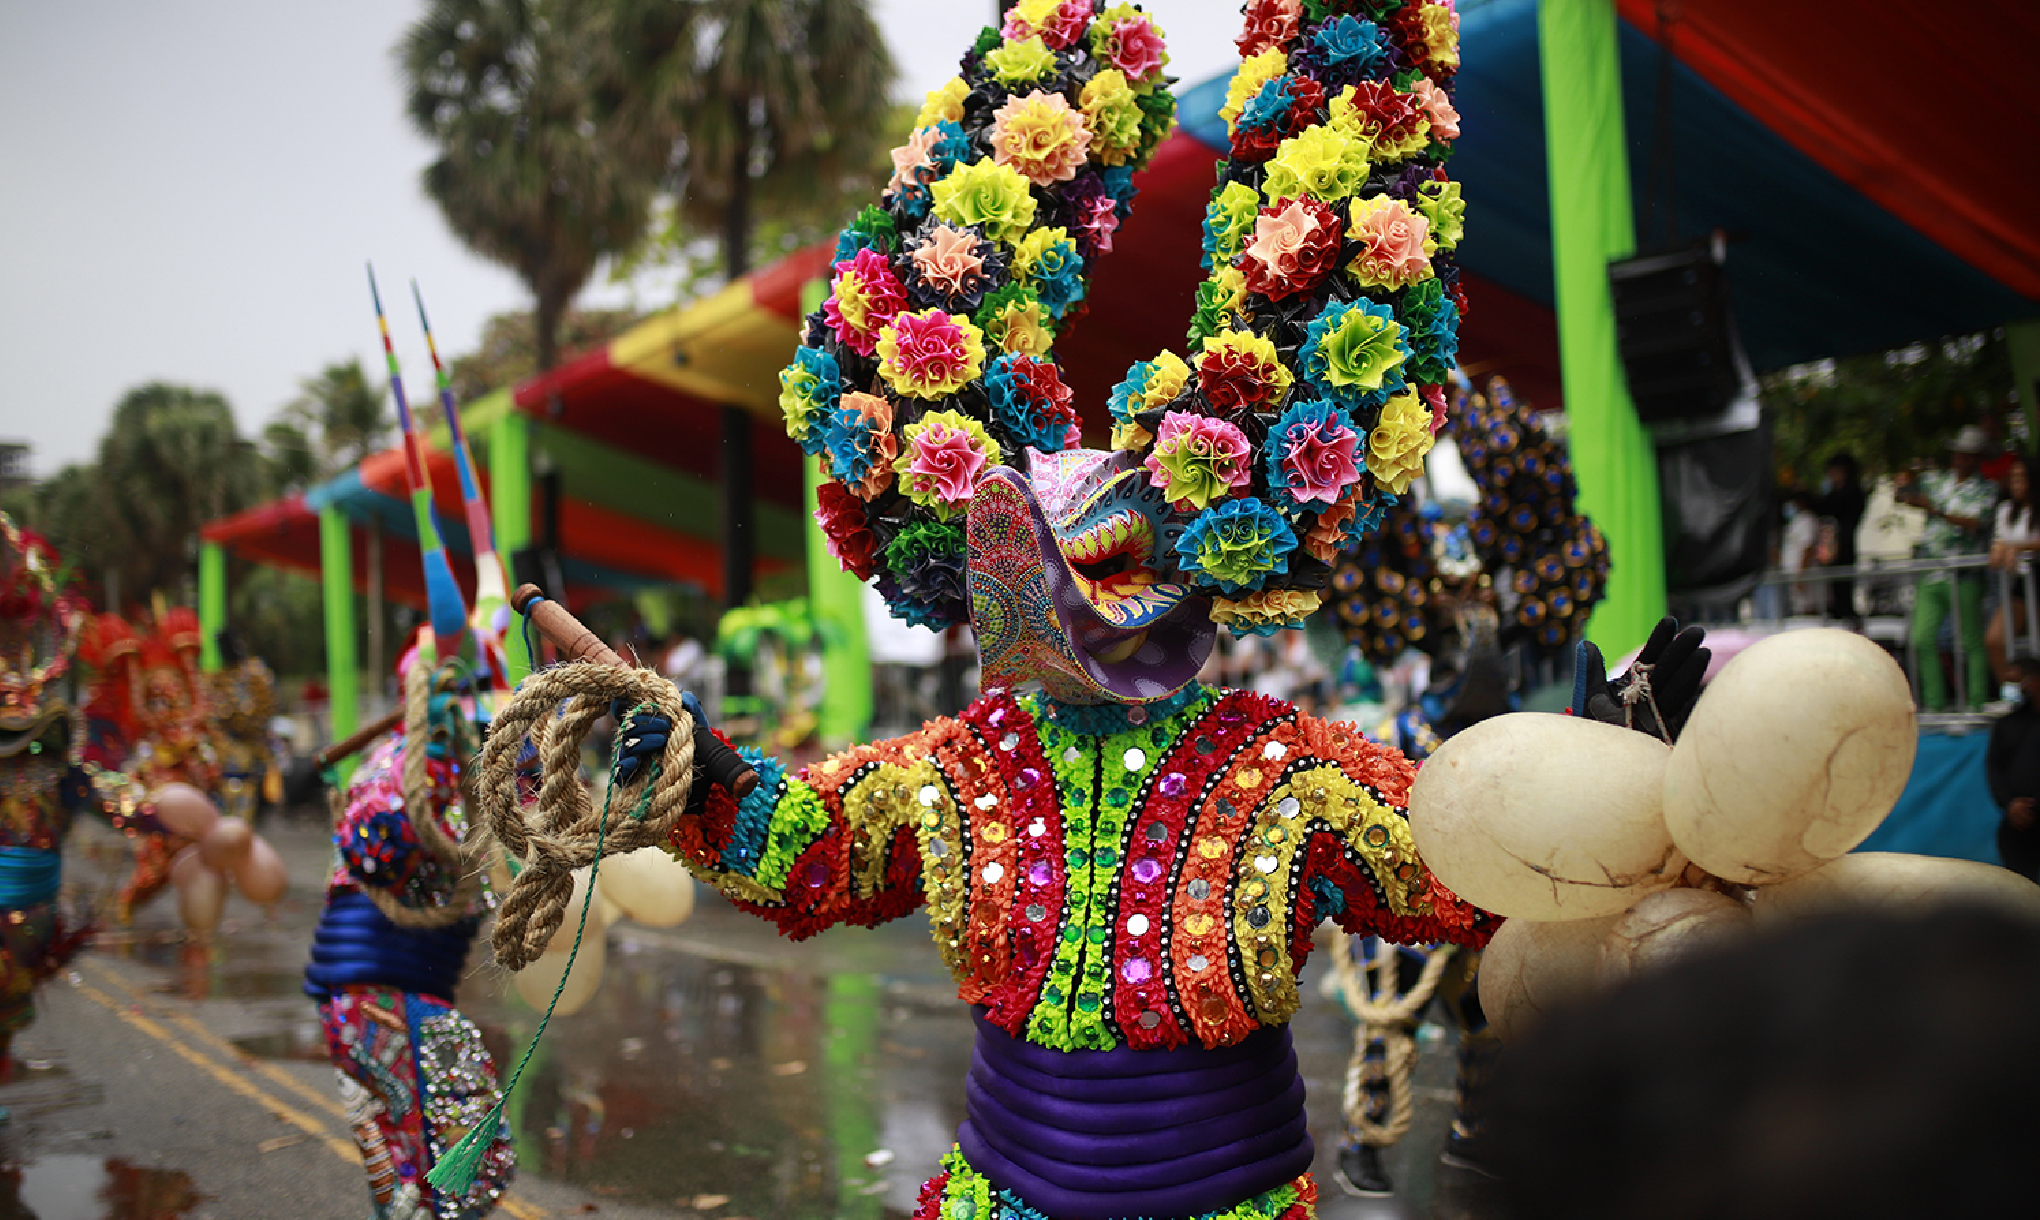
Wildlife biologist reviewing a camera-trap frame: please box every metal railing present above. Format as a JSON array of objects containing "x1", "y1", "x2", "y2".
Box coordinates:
[{"x1": 1739, "y1": 552, "x2": 2038, "y2": 714}]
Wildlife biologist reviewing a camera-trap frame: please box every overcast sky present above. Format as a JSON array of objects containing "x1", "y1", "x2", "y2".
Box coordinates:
[{"x1": 0, "y1": 1, "x2": 1241, "y2": 475}]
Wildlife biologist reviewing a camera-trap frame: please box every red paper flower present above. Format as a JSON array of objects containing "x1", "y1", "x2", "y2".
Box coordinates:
[
  {"x1": 1238, "y1": 196, "x2": 1341, "y2": 300},
  {"x1": 1235, "y1": 0, "x2": 1301, "y2": 58},
  {"x1": 814, "y1": 480, "x2": 881, "y2": 580},
  {"x1": 1344, "y1": 80, "x2": 1427, "y2": 147}
]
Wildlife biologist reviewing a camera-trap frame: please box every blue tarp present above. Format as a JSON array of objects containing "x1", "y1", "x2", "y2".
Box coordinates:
[{"x1": 1857, "y1": 730, "x2": 2002, "y2": 865}]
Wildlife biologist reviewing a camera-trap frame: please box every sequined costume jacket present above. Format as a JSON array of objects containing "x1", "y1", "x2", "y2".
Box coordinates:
[
  {"x1": 304, "y1": 734, "x2": 513, "y2": 1220},
  {"x1": 0, "y1": 737, "x2": 80, "y2": 1040},
  {"x1": 673, "y1": 684, "x2": 1493, "y2": 1051}
]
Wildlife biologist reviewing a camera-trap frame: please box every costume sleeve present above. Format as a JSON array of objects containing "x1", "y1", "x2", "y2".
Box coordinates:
[
  {"x1": 1282, "y1": 709, "x2": 1497, "y2": 952},
  {"x1": 665, "y1": 715, "x2": 991, "y2": 940}
]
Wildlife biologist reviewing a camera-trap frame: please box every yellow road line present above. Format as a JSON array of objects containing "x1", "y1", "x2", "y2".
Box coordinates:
[
  {"x1": 71, "y1": 978, "x2": 360, "y2": 1164},
  {"x1": 75, "y1": 962, "x2": 547, "y2": 1220},
  {"x1": 79, "y1": 961, "x2": 348, "y2": 1121}
]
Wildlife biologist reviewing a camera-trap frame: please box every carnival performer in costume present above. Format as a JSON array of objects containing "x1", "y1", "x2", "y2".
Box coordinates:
[
  {"x1": 206, "y1": 635, "x2": 278, "y2": 823},
  {"x1": 304, "y1": 647, "x2": 512, "y2": 1220},
  {"x1": 1324, "y1": 371, "x2": 1609, "y2": 1194},
  {"x1": 463, "y1": 5, "x2": 1500, "y2": 1218},
  {"x1": 0, "y1": 514, "x2": 95, "y2": 1076},
  {"x1": 79, "y1": 606, "x2": 221, "y2": 921}
]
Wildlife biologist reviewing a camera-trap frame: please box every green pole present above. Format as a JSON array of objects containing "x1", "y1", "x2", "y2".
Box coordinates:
[
  {"x1": 318, "y1": 506, "x2": 359, "y2": 778},
  {"x1": 801, "y1": 278, "x2": 873, "y2": 747},
  {"x1": 1540, "y1": 0, "x2": 1664, "y2": 657},
  {"x1": 492, "y1": 411, "x2": 533, "y2": 685},
  {"x1": 197, "y1": 540, "x2": 226, "y2": 673},
  {"x1": 2008, "y1": 318, "x2": 2040, "y2": 448}
]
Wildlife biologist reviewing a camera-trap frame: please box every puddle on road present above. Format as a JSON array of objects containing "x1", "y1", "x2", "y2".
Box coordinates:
[{"x1": 0, "y1": 1156, "x2": 201, "y2": 1219}]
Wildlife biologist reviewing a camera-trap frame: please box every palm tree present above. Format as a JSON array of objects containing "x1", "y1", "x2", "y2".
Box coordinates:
[
  {"x1": 399, "y1": 0, "x2": 662, "y2": 371},
  {"x1": 617, "y1": 0, "x2": 896, "y2": 609},
  {"x1": 279, "y1": 359, "x2": 392, "y2": 482}
]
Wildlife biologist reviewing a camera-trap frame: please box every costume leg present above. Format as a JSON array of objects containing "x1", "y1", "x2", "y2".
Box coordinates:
[
  {"x1": 913, "y1": 1146, "x2": 1319, "y2": 1220},
  {"x1": 1433, "y1": 950, "x2": 1496, "y2": 1171},
  {"x1": 1911, "y1": 577, "x2": 1952, "y2": 710},
  {"x1": 319, "y1": 988, "x2": 435, "y2": 1220},
  {"x1": 409, "y1": 997, "x2": 515, "y2": 1218}
]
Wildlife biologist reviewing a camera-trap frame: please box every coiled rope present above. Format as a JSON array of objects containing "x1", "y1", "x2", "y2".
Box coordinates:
[
  {"x1": 1327, "y1": 930, "x2": 1456, "y2": 1147},
  {"x1": 474, "y1": 660, "x2": 696, "y2": 972}
]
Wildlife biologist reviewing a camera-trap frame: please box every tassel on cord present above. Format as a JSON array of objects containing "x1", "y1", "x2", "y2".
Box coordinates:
[{"x1": 425, "y1": 708, "x2": 663, "y2": 1198}]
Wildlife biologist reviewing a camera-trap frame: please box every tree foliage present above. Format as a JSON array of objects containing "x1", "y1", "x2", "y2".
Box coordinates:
[
  {"x1": 446, "y1": 306, "x2": 639, "y2": 403},
  {"x1": 1763, "y1": 329, "x2": 2013, "y2": 482},
  {"x1": 266, "y1": 359, "x2": 394, "y2": 491},
  {"x1": 399, "y1": 0, "x2": 663, "y2": 370}
]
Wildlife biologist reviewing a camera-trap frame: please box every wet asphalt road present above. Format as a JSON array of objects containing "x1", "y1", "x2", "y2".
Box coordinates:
[{"x1": 0, "y1": 818, "x2": 1501, "y2": 1219}]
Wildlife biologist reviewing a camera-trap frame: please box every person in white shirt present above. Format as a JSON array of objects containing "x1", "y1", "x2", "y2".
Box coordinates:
[{"x1": 1987, "y1": 453, "x2": 2038, "y2": 683}]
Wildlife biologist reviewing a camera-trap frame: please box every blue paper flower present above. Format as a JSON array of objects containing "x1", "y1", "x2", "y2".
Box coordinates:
[
  {"x1": 1020, "y1": 231, "x2": 1087, "y2": 320},
  {"x1": 781, "y1": 345, "x2": 840, "y2": 458},
  {"x1": 1239, "y1": 75, "x2": 1295, "y2": 133},
  {"x1": 1264, "y1": 399, "x2": 1362, "y2": 515},
  {"x1": 1175, "y1": 498, "x2": 1300, "y2": 595},
  {"x1": 1400, "y1": 280, "x2": 1461, "y2": 385},
  {"x1": 1299, "y1": 298, "x2": 1412, "y2": 415},
  {"x1": 985, "y1": 354, "x2": 1074, "y2": 453},
  {"x1": 1314, "y1": 15, "x2": 1390, "y2": 73},
  {"x1": 822, "y1": 400, "x2": 891, "y2": 490},
  {"x1": 1100, "y1": 165, "x2": 1138, "y2": 218},
  {"x1": 1108, "y1": 360, "x2": 1155, "y2": 429}
]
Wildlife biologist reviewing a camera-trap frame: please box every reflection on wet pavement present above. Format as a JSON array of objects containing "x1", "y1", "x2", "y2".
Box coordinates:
[{"x1": 0, "y1": 1154, "x2": 201, "y2": 1220}]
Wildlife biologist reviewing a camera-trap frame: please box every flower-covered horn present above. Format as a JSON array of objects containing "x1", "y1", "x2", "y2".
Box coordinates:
[{"x1": 784, "y1": 0, "x2": 1179, "y2": 636}]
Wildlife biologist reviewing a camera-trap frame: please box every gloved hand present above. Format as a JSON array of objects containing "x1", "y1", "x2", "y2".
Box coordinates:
[
  {"x1": 1571, "y1": 617, "x2": 1710, "y2": 742},
  {"x1": 610, "y1": 691, "x2": 703, "y2": 787}
]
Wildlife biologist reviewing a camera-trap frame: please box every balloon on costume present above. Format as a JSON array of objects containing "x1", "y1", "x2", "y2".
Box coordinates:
[
  {"x1": 1409, "y1": 714, "x2": 1685, "y2": 920},
  {"x1": 1599, "y1": 887, "x2": 1750, "y2": 981},
  {"x1": 1755, "y1": 852, "x2": 2040, "y2": 923},
  {"x1": 511, "y1": 932, "x2": 607, "y2": 1017},
  {"x1": 152, "y1": 782, "x2": 221, "y2": 838},
  {"x1": 1663, "y1": 629, "x2": 1915, "y2": 885},
  {"x1": 543, "y1": 866, "x2": 614, "y2": 956},
  {"x1": 1475, "y1": 913, "x2": 1619, "y2": 1039},
  {"x1": 170, "y1": 844, "x2": 227, "y2": 935},
  {"x1": 596, "y1": 846, "x2": 696, "y2": 928},
  {"x1": 197, "y1": 817, "x2": 254, "y2": 870},
  {"x1": 233, "y1": 835, "x2": 290, "y2": 905}
]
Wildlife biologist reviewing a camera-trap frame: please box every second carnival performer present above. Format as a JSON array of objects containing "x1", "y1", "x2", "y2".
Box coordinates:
[
  {"x1": 304, "y1": 645, "x2": 512, "y2": 1220},
  {"x1": 473, "y1": 5, "x2": 1503, "y2": 1218},
  {"x1": 0, "y1": 513, "x2": 97, "y2": 1078}
]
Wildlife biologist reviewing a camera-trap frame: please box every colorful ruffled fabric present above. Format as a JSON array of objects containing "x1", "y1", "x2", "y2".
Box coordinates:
[{"x1": 664, "y1": 685, "x2": 1493, "y2": 1053}]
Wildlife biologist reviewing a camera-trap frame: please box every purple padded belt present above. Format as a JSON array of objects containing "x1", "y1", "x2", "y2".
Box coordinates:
[{"x1": 955, "y1": 1008, "x2": 1314, "y2": 1219}]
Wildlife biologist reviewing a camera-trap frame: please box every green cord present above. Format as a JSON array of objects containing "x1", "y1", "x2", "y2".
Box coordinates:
[{"x1": 424, "y1": 699, "x2": 660, "y2": 1197}]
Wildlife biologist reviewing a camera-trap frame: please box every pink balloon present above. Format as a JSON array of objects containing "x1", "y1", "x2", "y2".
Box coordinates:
[
  {"x1": 232, "y1": 837, "x2": 289, "y2": 906},
  {"x1": 197, "y1": 818, "x2": 254, "y2": 870},
  {"x1": 152, "y1": 783, "x2": 220, "y2": 838},
  {"x1": 171, "y1": 845, "x2": 226, "y2": 935}
]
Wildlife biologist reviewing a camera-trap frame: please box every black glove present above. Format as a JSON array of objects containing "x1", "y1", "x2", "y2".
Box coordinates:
[
  {"x1": 610, "y1": 691, "x2": 705, "y2": 787},
  {"x1": 1571, "y1": 617, "x2": 1710, "y2": 742}
]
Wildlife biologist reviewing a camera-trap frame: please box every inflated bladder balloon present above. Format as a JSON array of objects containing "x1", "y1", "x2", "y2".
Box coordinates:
[
  {"x1": 1756, "y1": 852, "x2": 2040, "y2": 923},
  {"x1": 1410, "y1": 714, "x2": 1685, "y2": 919},
  {"x1": 542, "y1": 866, "x2": 613, "y2": 955},
  {"x1": 1664, "y1": 629, "x2": 1915, "y2": 885},
  {"x1": 511, "y1": 932, "x2": 607, "y2": 1017},
  {"x1": 152, "y1": 783, "x2": 220, "y2": 838},
  {"x1": 1600, "y1": 887, "x2": 1751, "y2": 982},
  {"x1": 1477, "y1": 913, "x2": 1620, "y2": 1039},
  {"x1": 597, "y1": 847, "x2": 697, "y2": 928},
  {"x1": 232, "y1": 835, "x2": 289, "y2": 905},
  {"x1": 170, "y1": 845, "x2": 227, "y2": 935},
  {"x1": 196, "y1": 817, "x2": 254, "y2": 870}
]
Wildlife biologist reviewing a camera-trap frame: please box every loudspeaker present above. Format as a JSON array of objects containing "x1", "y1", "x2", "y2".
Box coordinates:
[{"x1": 1609, "y1": 243, "x2": 1738, "y2": 423}]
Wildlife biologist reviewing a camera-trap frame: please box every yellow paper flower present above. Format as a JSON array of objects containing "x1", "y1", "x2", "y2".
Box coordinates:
[
  {"x1": 981, "y1": 296, "x2": 1056, "y2": 357},
  {"x1": 1420, "y1": 3, "x2": 1461, "y2": 70},
  {"x1": 1326, "y1": 85, "x2": 1368, "y2": 140},
  {"x1": 1262, "y1": 123, "x2": 1372, "y2": 204},
  {"x1": 1220, "y1": 48, "x2": 1287, "y2": 135},
  {"x1": 986, "y1": 35, "x2": 1057, "y2": 87},
  {"x1": 916, "y1": 77, "x2": 970, "y2": 129},
  {"x1": 1111, "y1": 419, "x2": 1154, "y2": 452},
  {"x1": 932, "y1": 159, "x2": 1039, "y2": 245},
  {"x1": 875, "y1": 309, "x2": 988, "y2": 400},
  {"x1": 1080, "y1": 69, "x2": 1145, "y2": 167},
  {"x1": 992, "y1": 91, "x2": 1093, "y2": 188},
  {"x1": 1368, "y1": 390, "x2": 1434, "y2": 495},
  {"x1": 1008, "y1": 0, "x2": 1059, "y2": 29},
  {"x1": 1140, "y1": 350, "x2": 1191, "y2": 409},
  {"x1": 1210, "y1": 588, "x2": 1324, "y2": 633},
  {"x1": 1197, "y1": 328, "x2": 1294, "y2": 411},
  {"x1": 1210, "y1": 265, "x2": 1249, "y2": 316}
]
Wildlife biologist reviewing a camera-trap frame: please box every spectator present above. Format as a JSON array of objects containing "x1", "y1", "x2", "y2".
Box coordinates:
[
  {"x1": 1796, "y1": 452, "x2": 1866, "y2": 623},
  {"x1": 1986, "y1": 452, "x2": 2039, "y2": 681},
  {"x1": 1988, "y1": 651, "x2": 2040, "y2": 880},
  {"x1": 1896, "y1": 426, "x2": 1997, "y2": 710},
  {"x1": 1479, "y1": 904, "x2": 2040, "y2": 1220}
]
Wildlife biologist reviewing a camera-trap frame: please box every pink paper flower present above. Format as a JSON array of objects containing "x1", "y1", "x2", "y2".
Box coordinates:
[
  {"x1": 1412, "y1": 77, "x2": 1461, "y2": 142},
  {"x1": 992, "y1": 90, "x2": 1093, "y2": 188},
  {"x1": 1144, "y1": 411, "x2": 1254, "y2": 509},
  {"x1": 1241, "y1": 197, "x2": 1340, "y2": 299},
  {"x1": 824, "y1": 248, "x2": 908, "y2": 356},
  {"x1": 1422, "y1": 384, "x2": 1448, "y2": 435},
  {"x1": 899, "y1": 409, "x2": 1002, "y2": 515},
  {"x1": 1104, "y1": 15, "x2": 1167, "y2": 81},
  {"x1": 1077, "y1": 193, "x2": 1121, "y2": 255},
  {"x1": 1347, "y1": 196, "x2": 1435, "y2": 292},
  {"x1": 1281, "y1": 414, "x2": 1362, "y2": 505},
  {"x1": 910, "y1": 225, "x2": 987, "y2": 299},
  {"x1": 888, "y1": 126, "x2": 942, "y2": 193}
]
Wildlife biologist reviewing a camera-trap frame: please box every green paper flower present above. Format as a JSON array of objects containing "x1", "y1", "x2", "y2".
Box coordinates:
[
  {"x1": 985, "y1": 35, "x2": 1057, "y2": 86},
  {"x1": 932, "y1": 159, "x2": 1039, "y2": 245},
  {"x1": 1418, "y1": 179, "x2": 1465, "y2": 250}
]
